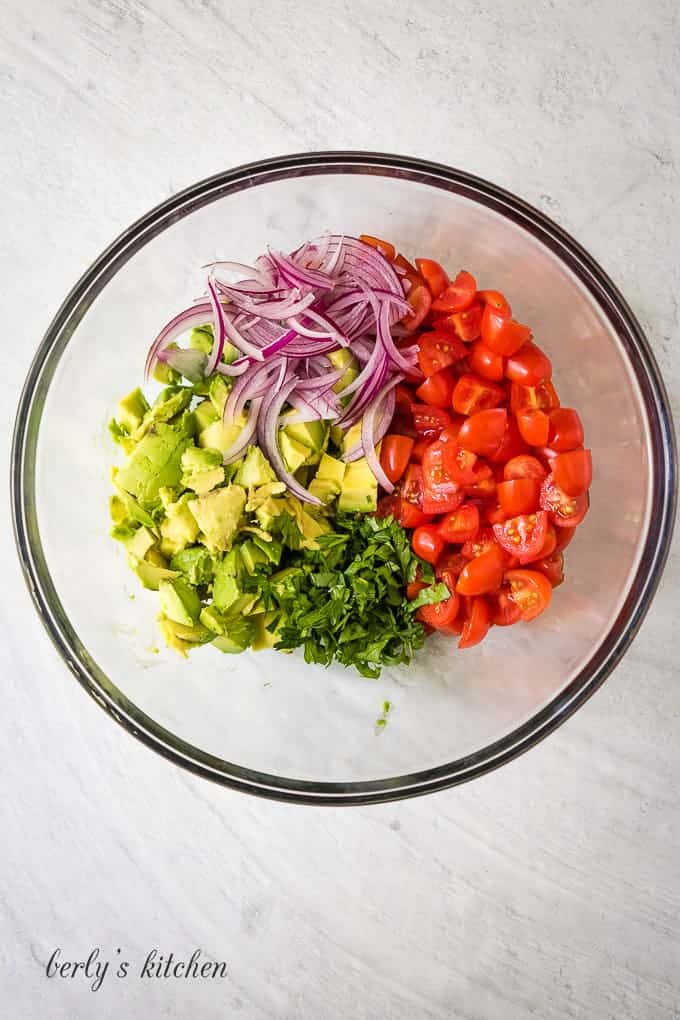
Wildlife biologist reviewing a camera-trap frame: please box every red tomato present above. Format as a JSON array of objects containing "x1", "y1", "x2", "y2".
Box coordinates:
[
  {"x1": 481, "y1": 305, "x2": 531, "y2": 356},
  {"x1": 441, "y1": 444, "x2": 492, "y2": 487},
  {"x1": 393, "y1": 253, "x2": 420, "y2": 280},
  {"x1": 456, "y1": 544, "x2": 505, "y2": 596},
  {"x1": 411, "y1": 403, "x2": 452, "y2": 438},
  {"x1": 539, "y1": 474, "x2": 589, "y2": 528},
  {"x1": 505, "y1": 569, "x2": 552, "y2": 621},
  {"x1": 359, "y1": 234, "x2": 396, "y2": 261},
  {"x1": 482, "y1": 502, "x2": 507, "y2": 526},
  {"x1": 439, "y1": 503, "x2": 480, "y2": 543},
  {"x1": 516, "y1": 408, "x2": 550, "y2": 446},
  {"x1": 406, "y1": 580, "x2": 428, "y2": 600},
  {"x1": 410, "y1": 437, "x2": 431, "y2": 462},
  {"x1": 487, "y1": 416, "x2": 528, "y2": 463},
  {"x1": 439, "y1": 417, "x2": 465, "y2": 444},
  {"x1": 555, "y1": 525, "x2": 576, "y2": 551},
  {"x1": 415, "y1": 368, "x2": 456, "y2": 408},
  {"x1": 411, "y1": 525, "x2": 445, "y2": 564},
  {"x1": 399, "y1": 502, "x2": 434, "y2": 528},
  {"x1": 450, "y1": 302, "x2": 483, "y2": 341},
  {"x1": 462, "y1": 527, "x2": 498, "y2": 560},
  {"x1": 403, "y1": 283, "x2": 432, "y2": 331},
  {"x1": 457, "y1": 408, "x2": 508, "y2": 457},
  {"x1": 421, "y1": 441, "x2": 464, "y2": 514},
  {"x1": 533, "y1": 551, "x2": 564, "y2": 587},
  {"x1": 493, "y1": 510, "x2": 549, "y2": 564},
  {"x1": 510, "y1": 379, "x2": 560, "y2": 414},
  {"x1": 431, "y1": 270, "x2": 477, "y2": 313},
  {"x1": 468, "y1": 340, "x2": 505, "y2": 381},
  {"x1": 478, "y1": 289, "x2": 512, "y2": 317},
  {"x1": 417, "y1": 332, "x2": 467, "y2": 376},
  {"x1": 380, "y1": 434, "x2": 414, "y2": 484},
  {"x1": 506, "y1": 342, "x2": 553, "y2": 385},
  {"x1": 497, "y1": 478, "x2": 541, "y2": 516},
  {"x1": 552, "y1": 448, "x2": 592, "y2": 496},
  {"x1": 548, "y1": 408, "x2": 584, "y2": 452},
  {"x1": 491, "y1": 588, "x2": 522, "y2": 626},
  {"x1": 452, "y1": 374, "x2": 505, "y2": 415},
  {"x1": 503, "y1": 454, "x2": 548, "y2": 481},
  {"x1": 415, "y1": 258, "x2": 450, "y2": 299},
  {"x1": 416, "y1": 587, "x2": 460, "y2": 629},
  {"x1": 465, "y1": 476, "x2": 497, "y2": 500},
  {"x1": 395, "y1": 383, "x2": 415, "y2": 408},
  {"x1": 531, "y1": 524, "x2": 557, "y2": 560},
  {"x1": 435, "y1": 550, "x2": 469, "y2": 578},
  {"x1": 458, "y1": 596, "x2": 491, "y2": 649},
  {"x1": 376, "y1": 494, "x2": 400, "y2": 519}
]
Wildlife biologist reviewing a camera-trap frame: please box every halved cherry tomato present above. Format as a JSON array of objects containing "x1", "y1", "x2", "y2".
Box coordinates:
[
  {"x1": 456, "y1": 544, "x2": 505, "y2": 596},
  {"x1": 503, "y1": 454, "x2": 548, "y2": 481},
  {"x1": 458, "y1": 596, "x2": 491, "y2": 648},
  {"x1": 450, "y1": 302, "x2": 483, "y2": 341},
  {"x1": 415, "y1": 258, "x2": 450, "y2": 299},
  {"x1": 478, "y1": 289, "x2": 512, "y2": 317},
  {"x1": 435, "y1": 550, "x2": 469, "y2": 578},
  {"x1": 411, "y1": 404, "x2": 451, "y2": 438},
  {"x1": 506, "y1": 343, "x2": 553, "y2": 386},
  {"x1": 481, "y1": 502, "x2": 506, "y2": 525},
  {"x1": 376, "y1": 494, "x2": 400, "y2": 519},
  {"x1": 540, "y1": 473, "x2": 588, "y2": 528},
  {"x1": 505, "y1": 569, "x2": 552, "y2": 621},
  {"x1": 421, "y1": 441, "x2": 464, "y2": 513},
  {"x1": 431, "y1": 270, "x2": 477, "y2": 313},
  {"x1": 416, "y1": 586, "x2": 460, "y2": 630},
  {"x1": 457, "y1": 408, "x2": 508, "y2": 457},
  {"x1": 464, "y1": 476, "x2": 497, "y2": 500},
  {"x1": 552, "y1": 448, "x2": 592, "y2": 496},
  {"x1": 487, "y1": 416, "x2": 527, "y2": 463},
  {"x1": 497, "y1": 478, "x2": 541, "y2": 516},
  {"x1": 491, "y1": 588, "x2": 522, "y2": 626},
  {"x1": 395, "y1": 383, "x2": 415, "y2": 408},
  {"x1": 399, "y1": 501, "x2": 434, "y2": 528},
  {"x1": 441, "y1": 444, "x2": 492, "y2": 488},
  {"x1": 548, "y1": 408, "x2": 584, "y2": 452},
  {"x1": 554, "y1": 525, "x2": 576, "y2": 551},
  {"x1": 462, "y1": 527, "x2": 498, "y2": 560},
  {"x1": 510, "y1": 379, "x2": 560, "y2": 414},
  {"x1": 439, "y1": 417, "x2": 465, "y2": 444},
  {"x1": 411, "y1": 524, "x2": 445, "y2": 564},
  {"x1": 493, "y1": 510, "x2": 549, "y2": 564},
  {"x1": 380, "y1": 434, "x2": 414, "y2": 484},
  {"x1": 359, "y1": 234, "x2": 396, "y2": 260},
  {"x1": 403, "y1": 283, "x2": 432, "y2": 331},
  {"x1": 417, "y1": 331, "x2": 467, "y2": 376},
  {"x1": 516, "y1": 408, "x2": 550, "y2": 446},
  {"x1": 452, "y1": 374, "x2": 505, "y2": 415},
  {"x1": 533, "y1": 551, "x2": 564, "y2": 587},
  {"x1": 530, "y1": 524, "x2": 557, "y2": 561},
  {"x1": 406, "y1": 580, "x2": 428, "y2": 600},
  {"x1": 410, "y1": 437, "x2": 431, "y2": 462},
  {"x1": 481, "y1": 306, "x2": 531, "y2": 356},
  {"x1": 415, "y1": 368, "x2": 456, "y2": 409},
  {"x1": 393, "y1": 253, "x2": 420, "y2": 280},
  {"x1": 468, "y1": 340, "x2": 505, "y2": 381},
  {"x1": 439, "y1": 503, "x2": 480, "y2": 543}
]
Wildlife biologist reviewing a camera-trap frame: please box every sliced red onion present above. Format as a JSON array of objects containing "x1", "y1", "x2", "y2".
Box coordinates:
[
  {"x1": 358, "y1": 376, "x2": 405, "y2": 491},
  {"x1": 224, "y1": 360, "x2": 279, "y2": 424},
  {"x1": 144, "y1": 303, "x2": 213, "y2": 379},
  {"x1": 269, "y1": 250, "x2": 334, "y2": 292},
  {"x1": 157, "y1": 347, "x2": 207, "y2": 382},
  {"x1": 294, "y1": 367, "x2": 345, "y2": 391},
  {"x1": 258, "y1": 378, "x2": 323, "y2": 506},
  {"x1": 222, "y1": 309, "x2": 266, "y2": 361},
  {"x1": 344, "y1": 377, "x2": 400, "y2": 463},
  {"x1": 205, "y1": 278, "x2": 228, "y2": 376},
  {"x1": 222, "y1": 398, "x2": 263, "y2": 465}
]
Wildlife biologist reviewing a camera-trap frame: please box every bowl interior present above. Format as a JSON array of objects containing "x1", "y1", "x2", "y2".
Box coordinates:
[{"x1": 19, "y1": 158, "x2": 667, "y2": 797}]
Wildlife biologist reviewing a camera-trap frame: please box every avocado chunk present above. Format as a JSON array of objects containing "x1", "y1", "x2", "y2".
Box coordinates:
[
  {"x1": 189, "y1": 325, "x2": 213, "y2": 354},
  {"x1": 195, "y1": 399, "x2": 219, "y2": 432},
  {"x1": 199, "y1": 412, "x2": 247, "y2": 458},
  {"x1": 202, "y1": 606, "x2": 256, "y2": 652},
  {"x1": 340, "y1": 421, "x2": 363, "y2": 456},
  {"x1": 132, "y1": 387, "x2": 193, "y2": 441},
  {"x1": 115, "y1": 421, "x2": 194, "y2": 504},
  {"x1": 111, "y1": 487, "x2": 158, "y2": 531},
  {"x1": 169, "y1": 546, "x2": 215, "y2": 586},
  {"x1": 180, "y1": 446, "x2": 225, "y2": 495},
  {"x1": 328, "y1": 348, "x2": 359, "y2": 395},
  {"x1": 208, "y1": 375, "x2": 230, "y2": 416},
  {"x1": 338, "y1": 456, "x2": 378, "y2": 513},
  {"x1": 129, "y1": 556, "x2": 180, "y2": 591},
  {"x1": 309, "y1": 452, "x2": 346, "y2": 504},
  {"x1": 116, "y1": 387, "x2": 150, "y2": 434},
  {"x1": 212, "y1": 548, "x2": 243, "y2": 610},
  {"x1": 240, "y1": 540, "x2": 269, "y2": 574},
  {"x1": 188, "y1": 484, "x2": 246, "y2": 553},
  {"x1": 122, "y1": 525, "x2": 156, "y2": 560},
  {"x1": 251, "y1": 611, "x2": 280, "y2": 651},
  {"x1": 158, "y1": 577, "x2": 202, "y2": 626},
  {"x1": 152, "y1": 360, "x2": 181, "y2": 385},
  {"x1": 281, "y1": 418, "x2": 328, "y2": 453},
  {"x1": 158, "y1": 616, "x2": 212, "y2": 656},
  {"x1": 235, "y1": 446, "x2": 277, "y2": 487},
  {"x1": 159, "y1": 494, "x2": 200, "y2": 556},
  {"x1": 279, "y1": 432, "x2": 310, "y2": 473}
]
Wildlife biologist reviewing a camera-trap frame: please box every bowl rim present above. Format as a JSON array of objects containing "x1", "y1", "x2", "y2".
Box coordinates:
[{"x1": 11, "y1": 150, "x2": 677, "y2": 805}]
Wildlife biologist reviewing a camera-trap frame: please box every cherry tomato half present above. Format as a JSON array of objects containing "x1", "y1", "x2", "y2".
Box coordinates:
[
  {"x1": 457, "y1": 408, "x2": 508, "y2": 457},
  {"x1": 402, "y1": 282, "x2": 432, "y2": 331},
  {"x1": 380, "y1": 434, "x2": 414, "y2": 484},
  {"x1": 510, "y1": 379, "x2": 560, "y2": 414},
  {"x1": 456, "y1": 544, "x2": 505, "y2": 596},
  {"x1": 481, "y1": 306, "x2": 531, "y2": 356},
  {"x1": 415, "y1": 258, "x2": 450, "y2": 299},
  {"x1": 539, "y1": 473, "x2": 589, "y2": 528},
  {"x1": 359, "y1": 234, "x2": 396, "y2": 260},
  {"x1": 491, "y1": 587, "x2": 522, "y2": 626},
  {"x1": 548, "y1": 408, "x2": 584, "y2": 452},
  {"x1": 497, "y1": 478, "x2": 541, "y2": 516},
  {"x1": 478, "y1": 289, "x2": 512, "y2": 317},
  {"x1": 468, "y1": 340, "x2": 505, "y2": 381},
  {"x1": 439, "y1": 503, "x2": 480, "y2": 544},
  {"x1": 431, "y1": 270, "x2": 477, "y2": 313},
  {"x1": 533, "y1": 551, "x2": 564, "y2": 587},
  {"x1": 415, "y1": 368, "x2": 456, "y2": 409},
  {"x1": 505, "y1": 569, "x2": 552, "y2": 621},
  {"x1": 552, "y1": 448, "x2": 592, "y2": 496},
  {"x1": 421, "y1": 441, "x2": 464, "y2": 514},
  {"x1": 506, "y1": 342, "x2": 553, "y2": 386},
  {"x1": 411, "y1": 404, "x2": 452, "y2": 438},
  {"x1": 493, "y1": 510, "x2": 549, "y2": 564},
  {"x1": 452, "y1": 374, "x2": 505, "y2": 416},
  {"x1": 417, "y1": 332, "x2": 467, "y2": 377},
  {"x1": 516, "y1": 408, "x2": 550, "y2": 446},
  {"x1": 450, "y1": 302, "x2": 483, "y2": 342},
  {"x1": 411, "y1": 525, "x2": 445, "y2": 565},
  {"x1": 416, "y1": 584, "x2": 460, "y2": 630},
  {"x1": 458, "y1": 596, "x2": 491, "y2": 649},
  {"x1": 487, "y1": 416, "x2": 528, "y2": 464},
  {"x1": 503, "y1": 454, "x2": 548, "y2": 481}
]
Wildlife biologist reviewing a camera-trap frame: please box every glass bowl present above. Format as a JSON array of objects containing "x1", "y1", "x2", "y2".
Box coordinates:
[{"x1": 12, "y1": 152, "x2": 676, "y2": 805}]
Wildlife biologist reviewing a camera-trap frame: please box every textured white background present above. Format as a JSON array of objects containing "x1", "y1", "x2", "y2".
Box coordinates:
[{"x1": 1, "y1": 1, "x2": 679, "y2": 1018}]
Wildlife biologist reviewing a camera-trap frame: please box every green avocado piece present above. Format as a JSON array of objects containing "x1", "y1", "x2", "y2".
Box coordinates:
[
  {"x1": 116, "y1": 421, "x2": 194, "y2": 504},
  {"x1": 160, "y1": 495, "x2": 200, "y2": 557},
  {"x1": 254, "y1": 496, "x2": 286, "y2": 532},
  {"x1": 203, "y1": 607, "x2": 256, "y2": 651},
  {"x1": 188, "y1": 484, "x2": 246, "y2": 553},
  {"x1": 169, "y1": 546, "x2": 215, "y2": 586},
  {"x1": 281, "y1": 418, "x2": 328, "y2": 453},
  {"x1": 158, "y1": 577, "x2": 202, "y2": 626},
  {"x1": 180, "y1": 446, "x2": 225, "y2": 495},
  {"x1": 199, "y1": 413, "x2": 247, "y2": 458},
  {"x1": 189, "y1": 326, "x2": 213, "y2": 354},
  {"x1": 152, "y1": 360, "x2": 181, "y2": 385},
  {"x1": 212, "y1": 548, "x2": 243, "y2": 610},
  {"x1": 208, "y1": 375, "x2": 230, "y2": 416},
  {"x1": 116, "y1": 388, "x2": 150, "y2": 433},
  {"x1": 235, "y1": 446, "x2": 277, "y2": 487},
  {"x1": 112, "y1": 487, "x2": 159, "y2": 531},
  {"x1": 251, "y1": 611, "x2": 280, "y2": 651},
  {"x1": 338, "y1": 456, "x2": 378, "y2": 513},
  {"x1": 251, "y1": 534, "x2": 282, "y2": 565},
  {"x1": 123, "y1": 525, "x2": 156, "y2": 560},
  {"x1": 340, "y1": 421, "x2": 363, "y2": 456},
  {"x1": 195, "y1": 399, "x2": 219, "y2": 432},
  {"x1": 240, "y1": 540, "x2": 269, "y2": 574},
  {"x1": 283, "y1": 496, "x2": 330, "y2": 548},
  {"x1": 279, "y1": 432, "x2": 310, "y2": 473},
  {"x1": 328, "y1": 348, "x2": 359, "y2": 395},
  {"x1": 308, "y1": 452, "x2": 346, "y2": 504},
  {"x1": 132, "y1": 387, "x2": 193, "y2": 442},
  {"x1": 128, "y1": 555, "x2": 180, "y2": 591}
]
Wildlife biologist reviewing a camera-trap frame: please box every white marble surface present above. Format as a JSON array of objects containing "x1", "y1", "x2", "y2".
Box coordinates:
[{"x1": 2, "y1": 1, "x2": 679, "y2": 1017}]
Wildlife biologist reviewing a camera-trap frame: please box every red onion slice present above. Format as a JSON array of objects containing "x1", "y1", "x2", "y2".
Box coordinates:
[
  {"x1": 222, "y1": 398, "x2": 263, "y2": 465},
  {"x1": 156, "y1": 347, "x2": 207, "y2": 382},
  {"x1": 258, "y1": 378, "x2": 323, "y2": 506}
]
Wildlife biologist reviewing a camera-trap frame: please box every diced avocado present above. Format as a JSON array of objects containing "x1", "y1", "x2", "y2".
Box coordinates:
[
  {"x1": 309, "y1": 478, "x2": 339, "y2": 504},
  {"x1": 129, "y1": 555, "x2": 179, "y2": 591},
  {"x1": 245, "y1": 482, "x2": 287, "y2": 512},
  {"x1": 212, "y1": 549, "x2": 243, "y2": 610},
  {"x1": 162, "y1": 617, "x2": 213, "y2": 644},
  {"x1": 199, "y1": 413, "x2": 247, "y2": 458},
  {"x1": 203, "y1": 607, "x2": 256, "y2": 651},
  {"x1": 152, "y1": 360, "x2": 181, "y2": 385},
  {"x1": 158, "y1": 617, "x2": 191, "y2": 657},
  {"x1": 251, "y1": 611, "x2": 280, "y2": 651},
  {"x1": 132, "y1": 387, "x2": 193, "y2": 441},
  {"x1": 208, "y1": 375, "x2": 230, "y2": 416},
  {"x1": 158, "y1": 486, "x2": 181, "y2": 509},
  {"x1": 330, "y1": 423, "x2": 344, "y2": 449},
  {"x1": 116, "y1": 388, "x2": 150, "y2": 433},
  {"x1": 212, "y1": 625, "x2": 256, "y2": 654},
  {"x1": 235, "y1": 446, "x2": 277, "y2": 487},
  {"x1": 254, "y1": 496, "x2": 286, "y2": 532},
  {"x1": 308, "y1": 452, "x2": 346, "y2": 504},
  {"x1": 180, "y1": 446, "x2": 225, "y2": 495},
  {"x1": 109, "y1": 494, "x2": 129, "y2": 525},
  {"x1": 281, "y1": 419, "x2": 328, "y2": 453},
  {"x1": 338, "y1": 456, "x2": 378, "y2": 513},
  {"x1": 145, "y1": 546, "x2": 169, "y2": 567},
  {"x1": 279, "y1": 432, "x2": 311, "y2": 473},
  {"x1": 123, "y1": 525, "x2": 156, "y2": 560},
  {"x1": 189, "y1": 326, "x2": 213, "y2": 354},
  {"x1": 112, "y1": 487, "x2": 158, "y2": 531},
  {"x1": 251, "y1": 534, "x2": 282, "y2": 565},
  {"x1": 115, "y1": 421, "x2": 194, "y2": 504},
  {"x1": 328, "y1": 348, "x2": 359, "y2": 394},
  {"x1": 269, "y1": 566, "x2": 302, "y2": 601},
  {"x1": 340, "y1": 421, "x2": 363, "y2": 456},
  {"x1": 158, "y1": 577, "x2": 202, "y2": 626},
  {"x1": 195, "y1": 399, "x2": 219, "y2": 432},
  {"x1": 160, "y1": 495, "x2": 200, "y2": 556},
  {"x1": 109, "y1": 419, "x2": 136, "y2": 455},
  {"x1": 240, "y1": 540, "x2": 269, "y2": 574},
  {"x1": 170, "y1": 546, "x2": 215, "y2": 586},
  {"x1": 188, "y1": 484, "x2": 246, "y2": 552}
]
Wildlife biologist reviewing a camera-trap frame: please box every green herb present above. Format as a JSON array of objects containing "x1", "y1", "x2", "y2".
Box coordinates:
[{"x1": 406, "y1": 582, "x2": 450, "y2": 613}]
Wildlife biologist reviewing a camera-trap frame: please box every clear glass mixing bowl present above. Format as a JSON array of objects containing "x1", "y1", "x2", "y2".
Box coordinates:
[{"x1": 12, "y1": 152, "x2": 676, "y2": 804}]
